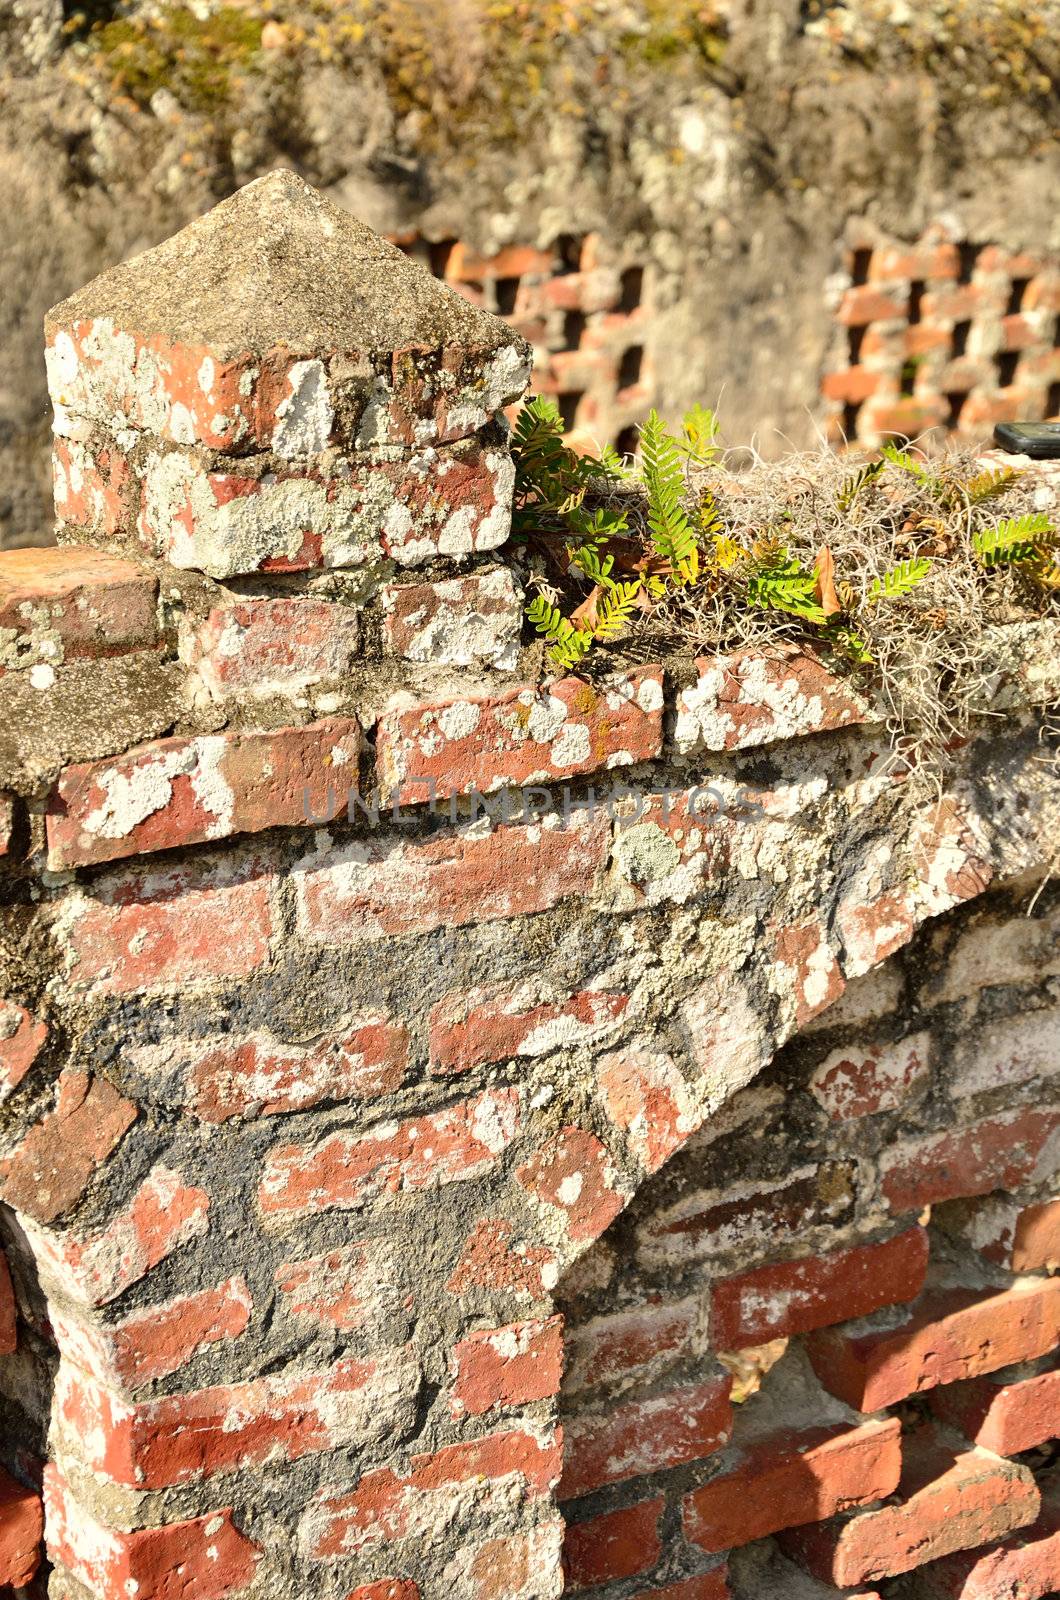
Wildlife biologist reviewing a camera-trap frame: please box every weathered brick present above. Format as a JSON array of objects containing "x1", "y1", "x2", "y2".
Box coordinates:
[
  {"x1": 779, "y1": 1428, "x2": 1040, "y2": 1586},
  {"x1": 940, "y1": 1194, "x2": 1060, "y2": 1273},
  {"x1": 0, "y1": 1071, "x2": 137, "y2": 1225},
  {"x1": 377, "y1": 667, "x2": 664, "y2": 805},
  {"x1": 821, "y1": 367, "x2": 881, "y2": 404},
  {"x1": 381, "y1": 569, "x2": 522, "y2": 671},
  {"x1": 0, "y1": 547, "x2": 157, "y2": 670},
  {"x1": 441, "y1": 1521, "x2": 564, "y2": 1600},
  {"x1": 596, "y1": 1046, "x2": 698, "y2": 1173},
  {"x1": 0, "y1": 1002, "x2": 47, "y2": 1103},
  {"x1": 563, "y1": 1497, "x2": 664, "y2": 1591},
  {"x1": 0, "y1": 790, "x2": 13, "y2": 854},
  {"x1": 835, "y1": 887, "x2": 917, "y2": 977},
  {"x1": 45, "y1": 1467, "x2": 259, "y2": 1600},
  {"x1": 346, "y1": 1583, "x2": 420, "y2": 1600},
  {"x1": 53, "y1": 1277, "x2": 252, "y2": 1390},
  {"x1": 129, "y1": 1015, "x2": 409, "y2": 1122},
  {"x1": 276, "y1": 1239, "x2": 398, "y2": 1333},
  {"x1": 446, "y1": 242, "x2": 555, "y2": 283},
  {"x1": 48, "y1": 718, "x2": 362, "y2": 869},
  {"x1": 928, "y1": 1359, "x2": 1060, "y2": 1456},
  {"x1": 562, "y1": 1298, "x2": 701, "y2": 1395},
  {"x1": 45, "y1": 174, "x2": 530, "y2": 455},
  {"x1": 560, "y1": 1375, "x2": 732, "y2": 1500},
  {"x1": 710, "y1": 1227, "x2": 928, "y2": 1350},
  {"x1": 61, "y1": 854, "x2": 274, "y2": 994},
  {"x1": 672, "y1": 647, "x2": 870, "y2": 756},
  {"x1": 637, "y1": 1162, "x2": 858, "y2": 1270},
  {"x1": 259, "y1": 1088, "x2": 521, "y2": 1219},
  {"x1": 430, "y1": 984, "x2": 628, "y2": 1075},
  {"x1": 837, "y1": 286, "x2": 907, "y2": 325},
  {"x1": 302, "y1": 1428, "x2": 561, "y2": 1556},
  {"x1": 137, "y1": 434, "x2": 515, "y2": 577},
  {"x1": 949, "y1": 1006, "x2": 1059, "y2": 1099},
  {"x1": 869, "y1": 241, "x2": 959, "y2": 282},
  {"x1": 185, "y1": 596, "x2": 360, "y2": 696},
  {"x1": 879, "y1": 1106, "x2": 1060, "y2": 1212},
  {"x1": 295, "y1": 812, "x2": 609, "y2": 944},
  {"x1": 809, "y1": 1032, "x2": 930, "y2": 1120},
  {"x1": 915, "y1": 1479, "x2": 1060, "y2": 1599},
  {"x1": 628, "y1": 1575, "x2": 731, "y2": 1600},
  {"x1": 21, "y1": 1166, "x2": 209, "y2": 1308},
  {"x1": 0, "y1": 1466, "x2": 43, "y2": 1588},
  {"x1": 0, "y1": 1250, "x2": 14, "y2": 1355},
  {"x1": 683, "y1": 1419, "x2": 902, "y2": 1554},
  {"x1": 772, "y1": 919, "x2": 846, "y2": 1029},
  {"x1": 516, "y1": 1126, "x2": 625, "y2": 1244},
  {"x1": 450, "y1": 1315, "x2": 564, "y2": 1417},
  {"x1": 928, "y1": 912, "x2": 1060, "y2": 1003},
  {"x1": 446, "y1": 1217, "x2": 557, "y2": 1300},
  {"x1": 52, "y1": 435, "x2": 137, "y2": 538},
  {"x1": 55, "y1": 1344, "x2": 419, "y2": 1488},
  {"x1": 806, "y1": 1277, "x2": 1060, "y2": 1411}
]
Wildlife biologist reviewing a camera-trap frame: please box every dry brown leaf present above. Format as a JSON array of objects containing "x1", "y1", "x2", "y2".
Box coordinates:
[{"x1": 814, "y1": 544, "x2": 842, "y2": 616}]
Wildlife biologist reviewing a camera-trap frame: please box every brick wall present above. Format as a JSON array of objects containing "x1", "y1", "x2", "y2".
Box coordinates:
[{"x1": 0, "y1": 171, "x2": 1057, "y2": 1600}]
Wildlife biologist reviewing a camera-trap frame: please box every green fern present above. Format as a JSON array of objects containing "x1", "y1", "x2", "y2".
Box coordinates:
[
  {"x1": 974, "y1": 513, "x2": 1055, "y2": 568},
  {"x1": 746, "y1": 552, "x2": 827, "y2": 624},
  {"x1": 965, "y1": 466, "x2": 1020, "y2": 504},
  {"x1": 569, "y1": 538, "x2": 616, "y2": 589},
  {"x1": 640, "y1": 409, "x2": 700, "y2": 585},
  {"x1": 526, "y1": 595, "x2": 593, "y2": 670},
  {"x1": 867, "y1": 557, "x2": 933, "y2": 603},
  {"x1": 592, "y1": 581, "x2": 643, "y2": 640},
  {"x1": 837, "y1": 458, "x2": 885, "y2": 511},
  {"x1": 680, "y1": 403, "x2": 721, "y2": 466}
]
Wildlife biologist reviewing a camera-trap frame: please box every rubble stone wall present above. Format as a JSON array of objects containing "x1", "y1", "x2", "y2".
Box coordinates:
[{"x1": 0, "y1": 174, "x2": 1057, "y2": 1600}]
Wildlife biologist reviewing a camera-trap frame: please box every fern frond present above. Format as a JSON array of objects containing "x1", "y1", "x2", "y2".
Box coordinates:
[
  {"x1": 592, "y1": 581, "x2": 643, "y2": 640},
  {"x1": 880, "y1": 441, "x2": 926, "y2": 478},
  {"x1": 698, "y1": 487, "x2": 722, "y2": 537},
  {"x1": 974, "y1": 514, "x2": 1055, "y2": 567},
  {"x1": 525, "y1": 595, "x2": 593, "y2": 669},
  {"x1": 598, "y1": 442, "x2": 633, "y2": 478},
  {"x1": 640, "y1": 409, "x2": 700, "y2": 585},
  {"x1": 837, "y1": 458, "x2": 885, "y2": 511},
  {"x1": 867, "y1": 557, "x2": 933, "y2": 603},
  {"x1": 680, "y1": 403, "x2": 721, "y2": 465},
  {"x1": 746, "y1": 557, "x2": 828, "y2": 624},
  {"x1": 569, "y1": 540, "x2": 616, "y2": 589},
  {"x1": 712, "y1": 534, "x2": 748, "y2": 570},
  {"x1": 965, "y1": 466, "x2": 1020, "y2": 504}
]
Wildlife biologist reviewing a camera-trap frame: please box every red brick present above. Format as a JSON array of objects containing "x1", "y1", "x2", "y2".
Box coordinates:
[
  {"x1": 22, "y1": 1165, "x2": 209, "y2": 1308},
  {"x1": 346, "y1": 1584, "x2": 420, "y2": 1600},
  {"x1": 295, "y1": 813, "x2": 609, "y2": 943},
  {"x1": 377, "y1": 667, "x2": 664, "y2": 805},
  {"x1": 55, "y1": 1344, "x2": 418, "y2": 1489},
  {"x1": 53, "y1": 1277, "x2": 252, "y2": 1389},
  {"x1": 773, "y1": 918, "x2": 846, "y2": 1029},
  {"x1": 516, "y1": 1126, "x2": 625, "y2": 1244},
  {"x1": 0, "y1": 790, "x2": 14, "y2": 854},
  {"x1": 0, "y1": 1467, "x2": 43, "y2": 1588},
  {"x1": 168, "y1": 1015, "x2": 409, "y2": 1121},
  {"x1": 806, "y1": 1278, "x2": 1060, "y2": 1411},
  {"x1": 347, "y1": 1584, "x2": 420, "y2": 1600},
  {"x1": 879, "y1": 1107, "x2": 1060, "y2": 1212},
  {"x1": 809, "y1": 1032, "x2": 929, "y2": 1120},
  {"x1": 446, "y1": 241, "x2": 555, "y2": 283},
  {"x1": 683, "y1": 1419, "x2": 901, "y2": 1554},
  {"x1": 445, "y1": 1217, "x2": 557, "y2": 1299},
  {"x1": 928, "y1": 1360, "x2": 1060, "y2": 1456},
  {"x1": 381, "y1": 569, "x2": 522, "y2": 670},
  {"x1": 45, "y1": 1467, "x2": 258, "y2": 1600},
  {"x1": 451, "y1": 1314, "x2": 564, "y2": 1417},
  {"x1": 62, "y1": 854, "x2": 274, "y2": 993},
  {"x1": 837, "y1": 286, "x2": 907, "y2": 325},
  {"x1": 915, "y1": 1481, "x2": 1060, "y2": 1599},
  {"x1": 822, "y1": 368, "x2": 882, "y2": 404},
  {"x1": 274, "y1": 1238, "x2": 402, "y2": 1336},
  {"x1": 0, "y1": 546, "x2": 157, "y2": 664},
  {"x1": 186, "y1": 597, "x2": 360, "y2": 695},
  {"x1": 863, "y1": 397, "x2": 948, "y2": 435},
  {"x1": 47, "y1": 717, "x2": 362, "y2": 869},
  {"x1": 52, "y1": 434, "x2": 137, "y2": 538},
  {"x1": 596, "y1": 1046, "x2": 697, "y2": 1173},
  {"x1": 563, "y1": 1497, "x2": 664, "y2": 1591},
  {"x1": 1011, "y1": 1199, "x2": 1060, "y2": 1272},
  {"x1": 561, "y1": 1375, "x2": 732, "y2": 1500},
  {"x1": 259, "y1": 1087, "x2": 520, "y2": 1219},
  {"x1": 779, "y1": 1428, "x2": 1040, "y2": 1586},
  {"x1": 304, "y1": 1428, "x2": 561, "y2": 1555},
  {"x1": 0, "y1": 1250, "x2": 14, "y2": 1355},
  {"x1": 563, "y1": 1299, "x2": 700, "y2": 1394},
  {"x1": 628, "y1": 1575, "x2": 731, "y2": 1600},
  {"x1": 430, "y1": 985, "x2": 628, "y2": 1075},
  {"x1": 0, "y1": 1071, "x2": 137, "y2": 1225},
  {"x1": 441, "y1": 1521, "x2": 564, "y2": 1600},
  {"x1": 904, "y1": 323, "x2": 952, "y2": 355},
  {"x1": 1002, "y1": 313, "x2": 1038, "y2": 352},
  {"x1": 0, "y1": 1002, "x2": 47, "y2": 1101},
  {"x1": 710, "y1": 1227, "x2": 928, "y2": 1350},
  {"x1": 836, "y1": 887, "x2": 917, "y2": 977},
  {"x1": 672, "y1": 646, "x2": 869, "y2": 755},
  {"x1": 870, "y1": 242, "x2": 959, "y2": 282},
  {"x1": 923, "y1": 284, "x2": 987, "y2": 322}
]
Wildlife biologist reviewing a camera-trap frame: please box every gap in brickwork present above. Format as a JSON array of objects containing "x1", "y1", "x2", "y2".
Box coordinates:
[{"x1": 822, "y1": 229, "x2": 1060, "y2": 450}]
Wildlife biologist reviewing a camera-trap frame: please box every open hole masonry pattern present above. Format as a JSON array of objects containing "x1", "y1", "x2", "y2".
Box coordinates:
[
  {"x1": 0, "y1": 172, "x2": 1058, "y2": 1600},
  {"x1": 395, "y1": 220, "x2": 1060, "y2": 454}
]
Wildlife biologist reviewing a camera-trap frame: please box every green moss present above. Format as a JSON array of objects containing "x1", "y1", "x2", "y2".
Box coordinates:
[{"x1": 86, "y1": 6, "x2": 264, "y2": 114}]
